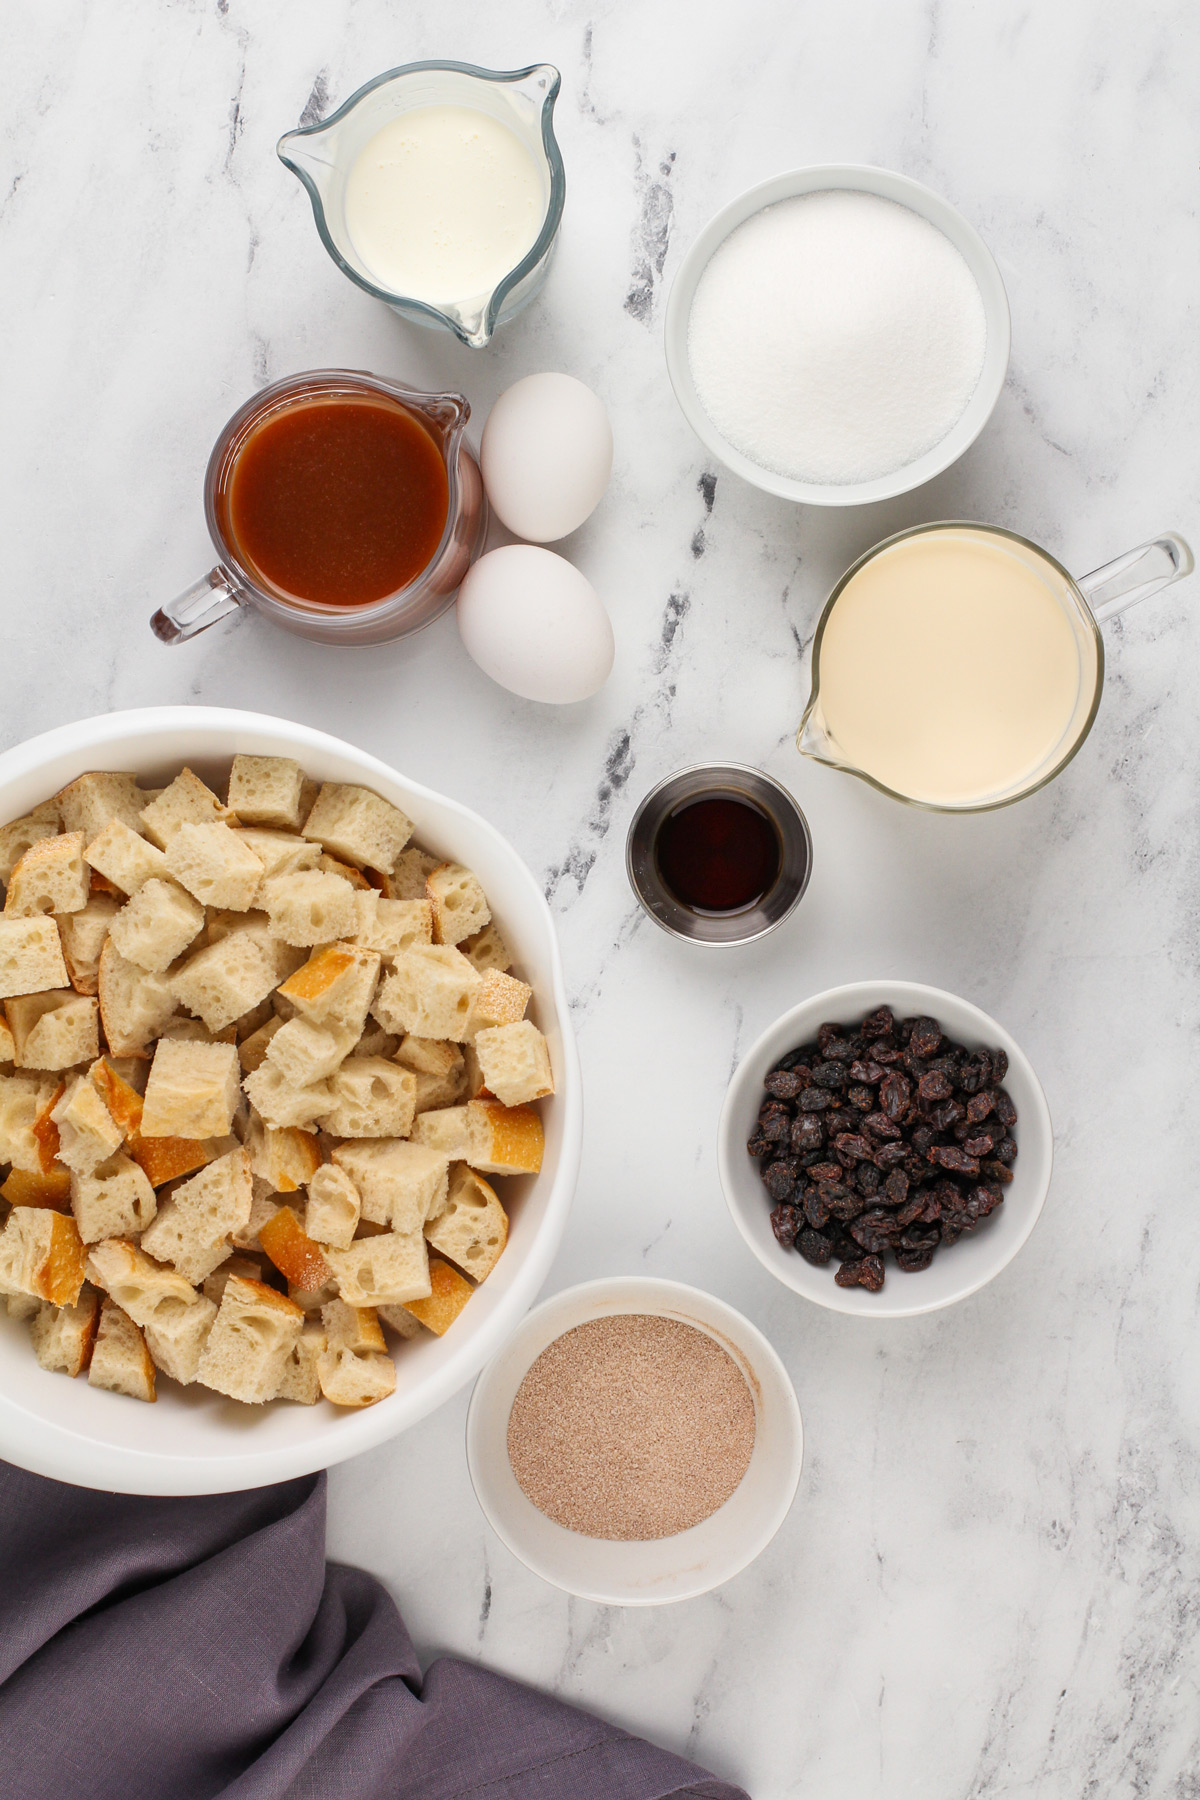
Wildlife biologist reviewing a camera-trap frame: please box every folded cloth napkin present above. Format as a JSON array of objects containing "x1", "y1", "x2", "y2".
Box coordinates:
[{"x1": 0, "y1": 1460, "x2": 747, "y2": 1800}]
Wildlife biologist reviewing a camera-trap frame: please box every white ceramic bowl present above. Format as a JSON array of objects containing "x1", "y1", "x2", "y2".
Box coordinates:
[
  {"x1": 718, "y1": 982, "x2": 1052, "y2": 1318},
  {"x1": 465, "y1": 1275, "x2": 803, "y2": 1605},
  {"x1": 664, "y1": 164, "x2": 1011, "y2": 507},
  {"x1": 0, "y1": 707, "x2": 582, "y2": 1494}
]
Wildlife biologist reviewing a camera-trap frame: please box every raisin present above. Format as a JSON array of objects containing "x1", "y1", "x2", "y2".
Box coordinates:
[
  {"x1": 863, "y1": 1112, "x2": 902, "y2": 1141},
  {"x1": 797, "y1": 1229, "x2": 833, "y2": 1266},
  {"x1": 910, "y1": 1124, "x2": 935, "y2": 1154},
  {"x1": 833, "y1": 1132, "x2": 874, "y2": 1163},
  {"x1": 834, "y1": 1260, "x2": 865, "y2": 1287},
  {"x1": 965, "y1": 1183, "x2": 1004, "y2": 1221},
  {"x1": 807, "y1": 1161, "x2": 843, "y2": 1185},
  {"x1": 908, "y1": 1016, "x2": 942, "y2": 1058},
  {"x1": 928, "y1": 1099, "x2": 965, "y2": 1132},
  {"x1": 965, "y1": 1089, "x2": 995, "y2": 1122},
  {"x1": 917, "y1": 1070, "x2": 954, "y2": 1103},
  {"x1": 991, "y1": 1048, "x2": 1009, "y2": 1082},
  {"x1": 764, "y1": 1069, "x2": 804, "y2": 1100},
  {"x1": 962, "y1": 1128, "x2": 1003, "y2": 1158},
  {"x1": 763, "y1": 1160, "x2": 799, "y2": 1201},
  {"x1": 882, "y1": 1169, "x2": 909, "y2": 1207},
  {"x1": 873, "y1": 1141, "x2": 908, "y2": 1169},
  {"x1": 994, "y1": 1089, "x2": 1017, "y2": 1128},
  {"x1": 769, "y1": 1204, "x2": 799, "y2": 1245},
  {"x1": 790, "y1": 1114, "x2": 825, "y2": 1152},
  {"x1": 992, "y1": 1135, "x2": 1018, "y2": 1165},
  {"x1": 825, "y1": 1109, "x2": 858, "y2": 1136},
  {"x1": 849, "y1": 1209, "x2": 902, "y2": 1254},
  {"x1": 870, "y1": 1042, "x2": 905, "y2": 1065},
  {"x1": 896, "y1": 1246, "x2": 936, "y2": 1272},
  {"x1": 847, "y1": 1084, "x2": 876, "y2": 1111},
  {"x1": 822, "y1": 1182, "x2": 865, "y2": 1222},
  {"x1": 854, "y1": 1162, "x2": 882, "y2": 1197},
  {"x1": 835, "y1": 1254, "x2": 885, "y2": 1291},
  {"x1": 798, "y1": 1087, "x2": 832, "y2": 1112},
  {"x1": 879, "y1": 1071, "x2": 912, "y2": 1120},
  {"x1": 849, "y1": 1060, "x2": 884, "y2": 1085},
  {"x1": 980, "y1": 1159, "x2": 1014, "y2": 1185},
  {"x1": 759, "y1": 1103, "x2": 792, "y2": 1141},
  {"x1": 940, "y1": 1219, "x2": 963, "y2": 1246},
  {"x1": 802, "y1": 1187, "x2": 831, "y2": 1229},
  {"x1": 811, "y1": 1060, "x2": 849, "y2": 1090},
  {"x1": 860, "y1": 1006, "x2": 895, "y2": 1040},
  {"x1": 929, "y1": 1144, "x2": 980, "y2": 1176},
  {"x1": 747, "y1": 1131, "x2": 770, "y2": 1158},
  {"x1": 817, "y1": 1028, "x2": 854, "y2": 1062},
  {"x1": 957, "y1": 1051, "x2": 992, "y2": 1094}
]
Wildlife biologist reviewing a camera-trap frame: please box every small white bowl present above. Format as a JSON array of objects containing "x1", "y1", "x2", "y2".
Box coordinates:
[
  {"x1": 465, "y1": 1276, "x2": 803, "y2": 1605},
  {"x1": 0, "y1": 707, "x2": 582, "y2": 1495},
  {"x1": 664, "y1": 164, "x2": 1011, "y2": 507},
  {"x1": 717, "y1": 982, "x2": 1052, "y2": 1318}
]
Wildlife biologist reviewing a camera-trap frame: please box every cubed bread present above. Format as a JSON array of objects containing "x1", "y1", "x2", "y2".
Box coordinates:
[
  {"x1": 426, "y1": 862, "x2": 491, "y2": 945},
  {"x1": 424, "y1": 1164, "x2": 509, "y2": 1282},
  {"x1": 317, "y1": 1057, "x2": 416, "y2": 1139},
  {"x1": 85, "y1": 1236, "x2": 200, "y2": 1322},
  {"x1": 4, "y1": 831, "x2": 89, "y2": 917},
  {"x1": 351, "y1": 892, "x2": 433, "y2": 961},
  {"x1": 258, "y1": 1205, "x2": 332, "y2": 1292},
  {"x1": 52, "y1": 1076, "x2": 124, "y2": 1175},
  {"x1": 0, "y1": 1206, "x2": 86, "y2": 1305},
  {"x1": 304, "y1": 1163, "x2": 360, "y2": 1249},
  {"x1": 302, "y1": 783, "x2": 412, "y2": 872},
  {"x1": 0, "y1": 1015, "x2": 13, "y2": 1065},
  {"x1": 264, "y1": 1016, "x2": 355, "y2": 1087},
  {"x1": 143, "y1": 1290, "x2": 217, "y2": 1385},
  {"x1": 30, "y1": 1285, "x2": 101, "y2": 1377},
  {"x1": 196, "y1": 1275, "x2": 304, "y2": 1403},
  {"x1": 461, "y1": 1039, "x2": 486, "y2": 1100},
  {"x1": 372, "y1": 945, "x2": 481, "y2": 1042},
  {"x1": 277, "y1": 943, "x2": 381, "y2": 1034},
  {"x1": 132, "y1": 1134, "x2": 213, "y2": 1190},
  {"x1": 410, "y1": 1105, "x2": 471, "y2": 1160},
  {"x1": 85, "y1": 820, "x2": 169, "y2": 895},
  {"x1": 402, "y1": 1257, "x2": 475, "y2": 1336},
  {"x1": 316, "y1": 853, "x2": 372, "y2": 891},
  {"x1": 227, "y1": 755, "x2": 307, "y2": 830},
  {"x1": 0, "y1": 1073, "x2": 62, "y2": 1173},
  {"x1": 244, "y1": 1114, "x2": 322, "y2": 1194},
  {"x1": 460, "y1": 921, "x2": 514, "y2": 975},
  {"x1": 139, "y1": 768, "x2": 234, "y2": 848},
  {"x1": 275, "y1": 1321, "x2": 326, "y2": 1403},
  {"x1": 89, "y1": 1057, "x2": 147, "y2": 1134},
  {"x1": 331, "y1": 1139, "x2": 448, "y2": 1231},
  {"x1": 376, "y1": 1301, "x2": 423, "y2": 1340},
  {"x1": 168, "y1": 933, "x2": 279, "y2": 1034},
  {"x1": 0, "y1": 811, "x2": 59, "y2": 882},
  {"x1": 473, "y1": 1021, "x2": 554, "y2": 1108},
  {"x1": 242, "y1": 1062, "x2": 333, "y2": 1130},
  {"x1": 464, "y1": 1098, "x2": 545, "y2": 1176},
  {"x1": 98, "y1": 942, "x2": 178, "y2": 1055},
  {"x1": 321, "y1": 1297, "x2": 385, "y2": 1354},
  {"x1": 165, "y1": 822, "x2": 264, "y2": 911},
  {"x1": 394, "y1": 1035, "x2": 467, "y2": 1113},
  {"x1": 0, "y1": 915, "x2": 69, "y2": 998},
  {"x1": 70, "y1": 1153, "x2": 157, "y2": 1243},
  {"x1": 139, "y1": 1148, "x2": 253, "y2": 1283},
  {"x1": 201, "y1": 1255, "x2": 264, "y2": 1305},
  {"x1": 140, "y1": 1039, "x2": 240, "y2": 1139},
  {"x1": 59, "y1": 893, "x2": 119, "y2": 995},
  {"x1": 324, "y1": 1229, "x2": 431, "y2": 1307},
  {"x1": 468, "y1": 969, "x2": 532, "y2": 1035},
  {"x1": 387, "y1": 847, "x2": 439, "y2": 901},
  {"x1": 259, "y1": 871, "x2": 359, "y2": 947},
  {"x1": 1, "y1": 1165, "x2": 73, "y2": 1209},
  {"x1": 204, "y1": 912, "x2": 307, "y2": 982},
  {"x1": 8, "y1": 991, "x2": 100, "y2": 1070},
  {"x1": 287, "y1": 1274, "x2": 339, "y2": 1314},
  {"x1": 108, "y1": 878, "x2": 204, "y2": 973},
  {"x1": 56, "y1": 773, "x2": 147, "y2": 846},
  {"x1": 238, "y1": 1014, "x2": 284, "y2": 1073},
  {"x1": 88, "y1": 1298, "x2": 156, "y2": 1402},
  {"x1": 232, "y1": 1190, "x2": 281, "y2": 1252},
  {"x1": 317, "y1": 1342, "x2": 397, "y2": 1408},
  {"x1": 230, "y1": 829, "x2": 321, "y2": 879}
]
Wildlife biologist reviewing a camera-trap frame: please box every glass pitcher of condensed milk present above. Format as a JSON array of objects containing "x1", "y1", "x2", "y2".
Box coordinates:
[
  {"x1": 797, "y1": 523, "x2": 1193, "y2": 811},
  {"x1": 278, "y1": 61, "x2": 565, "y2": 349}
]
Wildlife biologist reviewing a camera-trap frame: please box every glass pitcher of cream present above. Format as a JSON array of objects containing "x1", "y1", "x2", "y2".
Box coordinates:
[
  {"x1": 797, "y1": 523, "x2": 1193, "y2": 811},
  {"x1": 278, "y1": 61, "x2": 565, "y2": 349}
]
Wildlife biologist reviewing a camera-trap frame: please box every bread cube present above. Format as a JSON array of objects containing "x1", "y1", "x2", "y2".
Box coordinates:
[
  {"x1": 227, "y1": 755, "x2": 307, "y2": 830},
  {"x1": 372, "y1": 945, "x2": 481, "y2": 1042},
  {"x1": 139, "y1": 1039, "x2": 240, "y2": 1139},
  {"x1": 287, "y1": 1274, "x2": 339, "y2": 1314},
  {"x1": 139, "y1": 1147, "x2": 253, "y2": 1283},
  {"x1": 277, "y1": 943, "x2": 381, "y2": 1034},
  {"x1": 460, "y1": 921, "x2": 514, "y2": 975},
  {"x1": 69, "y1": 1153, "x2": 157, "y2": 1243},
  {"x1": 88, "y1": 1298, "x2": 156, "y2": 1401},
  {"x1": 85, "y1": 820, "x2": 169, "y2": 895},
  {"x1": 426, "y1": 862, "x2": 491, "y2": 946},
  {"x1": 321, "y1": 1297, "x2": 385, "y2": 1354},
  {"x1": 302, "y1": 782, "x2": 412, "y2": 873},
  {"x1": 30, "y1": 1285, "x2": 100, "y2": 1376},
  {"x1": 326, "y1": 1227, "x2": 430, "y2": 1307},
  {"x1": 97, "y1": 942, "x2": 178, "y2": 1055},
  {"x1": 0, "y1": 1072, "x2": 62, "y2": 1173},
  {"x1": 0, "y1": 1206, "x2": 86, "y2": 1305},
  {"x1": 143, "y1": 1290, "x2": 218, "y2": 1385},
  {"x1": 244, "y1": 1114, "x2": 321, "y2": 1194},
  {"x1": 351, "y1": 892, "x2": 432, "y2": 961},
  {"x1": 89, "y1": 1056, "x2": 145, "y2": 1132},
  {"x1": 316, "y1": 853, "x2": 373, "y2": 891},
  {"x1": 139, "y1": 768, "x2": 234, "y2": 848},
  {"x1": 232, "y1": 1191, "x2": 281, "y2": 1252},
  {"x1": 0, "y1": 1014, "x2": 14, "y2": 1067},
  {"x1": 165, "y1": 822, "x2": 264, "y2": 911},
  {"x1": 464, "y1": 1098, "x2": 544, "y2": 1176},
  {"x1": 260, "y1": 871, "x2": 358, "y2": 946},
  {"x1": 4, "y1": 832, "x2": 89, "y2": 917},
  {"x1": 387, "y1": 847, "x2": 438, "y2": 900},
  {"x1": 56, "y1": 773, "x2": 147, "y2": 847},
  {"x1": 376, "y1": 1300, "x2": 423, "y2": 1340},
  {"x1": 196, "y1": 1275, "x2": 304, "y2": 1403},
  {"x1": 275, "y1": 1321, "x2": 326, "y2": 1403},
  {"x1": 425, "y1": 1164, "x2": 508, "y2": 1282},
  {"x1": 317, "y1": 1340, "x2": 397, "y2": 1408},
  {"x1": 0, "y1": 810, "x2": 59, "y2": 882},
  {"x1": 304, "y1": 1163, "x2": 360, "y2": 1249},
  {"x1": 473, "y1": 1021, "x2": 554, "y2": 1108},
  {"x1": 52, "y1": 1075, "x2": 124, "y2": 1175},
  {"x1": 460, "y1": 1041, "x2": 487, "y2": 1102},
  {"x1": 230, "y1": 828, "x2": 321, "y2": 879},
  {"x1": 107, "y1": 878, "x2": 204, "y2": 974},
  {"x1": 317, "y1": 1057, "x2": 416, "y2": 1139},
  {"x1": 1, "y1": 1165, "x2": 72, "y2": 1209},
  {"x1": 8, "y1": 991, "x2": 100, "y2": 1070},
  {"x1": 402, "y1": 1257, "x2": 475, "y2": 1336},
  {"x1": 85, "y1": 1237, "x2": 201, "y2": 1329},
  {"x1": 411, "y1": 1105, "x2": 471, "y2": 1160},
  {"x1": 0, "y1": 915, "x2": 69, "y2": 998},
  {"x1": 265, "y1": 1016, "x2": 356, "y2": 1087},
  {"x1": 237, "y1": 1014, "x2": 284, "y2": 1074},
  {"x1": 169, "y1": 933, "x2": 279, "y2": 1034},
  {"x1": 58, "y1": 893, "x2": 118, "y2": 996},
  {"x1": 206, "y1": 912, "x2": 307, "y2": 981},
  {"x1": 242, "y1": 1063, "x2": 332, "y2": 1130},
  {"x1": 258, "y1": 1205, "x2": 332, "y2": 1292},
  {"x1": 201, "y1": 1255, "x2": 264, "y2": 1305},
  {"x1": 394, "y1": 1035, "x2": 466, "y2": 1113},
  {"x1": 330, "y1": 1139, "x2": 448, "y2": 1232},
  {"x1": 468, "y1": 969, "x2": 532, "y2": 1035}
]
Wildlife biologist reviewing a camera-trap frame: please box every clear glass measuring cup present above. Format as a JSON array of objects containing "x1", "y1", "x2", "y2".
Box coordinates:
[
  {"x1": 797, "y1": 522, "x2": 1194, "y2": 811},
  {"x1": 278, "y1": 61, "x2": 566, "y2": 350},
  {"x1": 150, "y1": 369, "x2": 487, "y2": 648}
]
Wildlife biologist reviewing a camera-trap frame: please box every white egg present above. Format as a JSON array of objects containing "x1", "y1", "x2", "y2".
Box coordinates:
[
  {"x1": 457, "y1": 544, "x2": 614, "y2": 704},
  {"x1": 480, "y1": 372, "x2": 613, "y2": 543}
]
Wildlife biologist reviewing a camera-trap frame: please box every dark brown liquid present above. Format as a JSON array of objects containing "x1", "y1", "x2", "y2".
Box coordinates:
[
  {"x1": 221, "y1": 393, "x2": 449, "y2": 607},
  {"x1": 655, "y1": 794, "x2": 782, "y2": 914}
]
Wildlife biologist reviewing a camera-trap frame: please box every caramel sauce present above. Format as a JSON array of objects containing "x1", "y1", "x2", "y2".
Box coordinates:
[{"x1": 655, "y1": 794, "x2": 782, "y2": 914}]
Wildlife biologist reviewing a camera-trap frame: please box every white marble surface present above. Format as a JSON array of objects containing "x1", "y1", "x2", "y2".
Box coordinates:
[{"x1": 4, "y1": 3, "x2": 1199, "y2": 1794}]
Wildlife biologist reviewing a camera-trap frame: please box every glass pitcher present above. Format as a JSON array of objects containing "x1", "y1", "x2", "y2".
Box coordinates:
[
  {"x1": 277, "y1": 61, "x2": 566, "y2": 350},
  {"x1": 797, "y1": 523, "x2": 1193, "y2": 811}
]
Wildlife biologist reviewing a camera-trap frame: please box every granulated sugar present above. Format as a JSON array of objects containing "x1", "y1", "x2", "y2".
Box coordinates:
[
  {"x1": 506, "y1": 1313, "x2": 756, "y2": 1540},
  {"x1": 687, "y1": 189, "x2": 988, "y2": 485}
]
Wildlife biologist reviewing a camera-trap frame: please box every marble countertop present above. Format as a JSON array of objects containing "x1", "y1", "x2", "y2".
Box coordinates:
[{"x1": 3, "y1": 3, "x2": 1198, "y2": 1794}]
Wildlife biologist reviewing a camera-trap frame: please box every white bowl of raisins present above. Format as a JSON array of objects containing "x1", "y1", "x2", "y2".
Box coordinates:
[{"x1": 717, "y1": 982, "x2": 1053, "y2": 1317}]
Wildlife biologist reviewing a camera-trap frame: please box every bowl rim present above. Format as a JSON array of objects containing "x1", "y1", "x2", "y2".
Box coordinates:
[
  {"x1": 664, "y1": 163, "x2": 1012, "y2": 507},
  {"x1": 717, "y1": 980, "x2": 1053, "y2": 1318},
  {"x1": 0, "y1": 705, "x2": 583, "y2": 1493},
  {"x1": 464, "y1": 1274, "x2": 804, "y2": 1605}
]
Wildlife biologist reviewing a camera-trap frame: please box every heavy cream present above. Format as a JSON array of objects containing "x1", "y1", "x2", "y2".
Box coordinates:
[
  {"x1": 344, "y1": 105, "x2": 544, "y2": 304},
  {"x1": 813, "y1": 528, "x2": 1089, "y2": 806}
]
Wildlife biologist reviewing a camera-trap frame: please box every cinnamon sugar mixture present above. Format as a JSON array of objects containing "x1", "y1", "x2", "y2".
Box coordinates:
[{"x1": 506, "y1": 1313, "x2": 756, "y2": 1540}]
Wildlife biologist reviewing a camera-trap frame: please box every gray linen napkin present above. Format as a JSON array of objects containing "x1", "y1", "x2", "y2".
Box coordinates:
[{"x1": 0, "y1": 1459, "x2": 747, "y2": 1800}]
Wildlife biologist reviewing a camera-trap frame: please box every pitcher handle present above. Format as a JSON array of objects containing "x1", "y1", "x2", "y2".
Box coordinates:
[
  {"x1": 150, "y1": 569, "x2": 242, "y2": 645},
  {"x1": 1077, "y1": 531, "x2": 1194, "y2": 625}
]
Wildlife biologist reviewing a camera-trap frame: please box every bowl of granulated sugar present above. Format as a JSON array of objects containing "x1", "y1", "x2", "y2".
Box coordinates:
[
  {"x1": 465, "y1": 1275, "x2": 802, "y2": 1604},
  {"x1": 665, "y1": 165, "x2": 1010, "y2": 506}
]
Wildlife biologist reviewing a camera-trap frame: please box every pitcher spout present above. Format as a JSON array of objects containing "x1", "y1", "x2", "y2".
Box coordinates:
[{"x1": 277, "y1": 128, "x2": 337, "y2": 195}]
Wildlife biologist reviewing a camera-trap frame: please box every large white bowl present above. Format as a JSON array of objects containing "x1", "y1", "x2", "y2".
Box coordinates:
[
  {"x1": 465, "y1": 1276, "x2": 803, "y2": 1605},
  {"x1": 664, "y1": 164, "x2": 1011, "y2": 507},
  {"x1": 718, "y1": 981, "x2": 1052, "y2": 1318},
  {"x1": 0, "y1": 707, "x2": 582, "y2": 1494}
]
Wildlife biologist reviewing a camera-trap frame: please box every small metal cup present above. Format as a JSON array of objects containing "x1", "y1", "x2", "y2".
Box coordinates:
[{"x1": 625, "y1": 763, "x2": 813, "y2": 945}]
